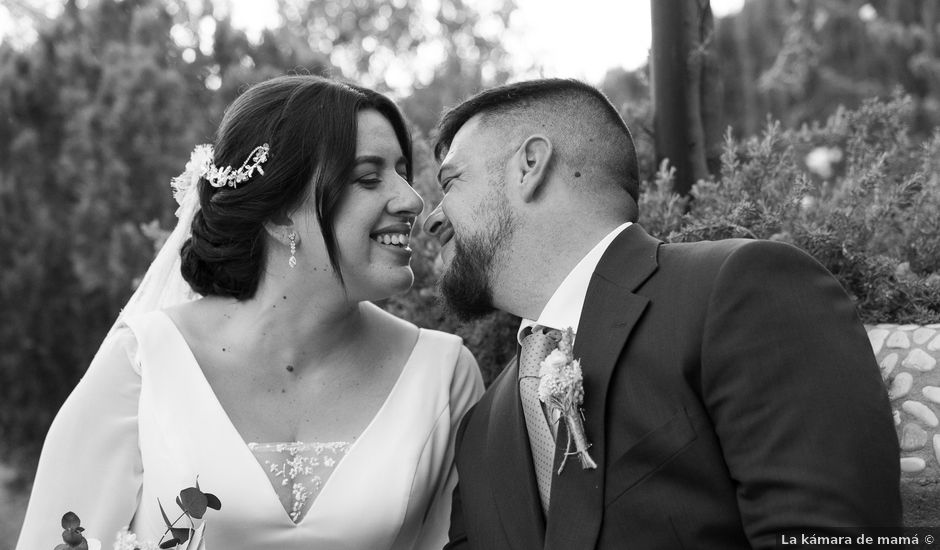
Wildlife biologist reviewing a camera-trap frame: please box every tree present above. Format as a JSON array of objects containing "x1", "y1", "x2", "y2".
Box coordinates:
[
  {"x1": 0, "y1": 0, "x2": 521, "y2": 479},
  {"x1": 649, "y1": 0, "x2": 723, "y2": 196},
  {"x1": 713, "y1": 0, "x2": 940, "y2": 137},
  {"x1": 0, "y1": 0, "x2": 213, "y2": 473}
]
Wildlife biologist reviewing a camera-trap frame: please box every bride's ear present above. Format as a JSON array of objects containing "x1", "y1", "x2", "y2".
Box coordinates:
[{"x1": 263, "y1": 218, "x2": 299, "y2": 247}]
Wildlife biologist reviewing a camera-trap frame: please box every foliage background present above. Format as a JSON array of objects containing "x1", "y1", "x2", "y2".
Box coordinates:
[{"x1": 2, "y1": 0, "x2": 940, "y2": 542}]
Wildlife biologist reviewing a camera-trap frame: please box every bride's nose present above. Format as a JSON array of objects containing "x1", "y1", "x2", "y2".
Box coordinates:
[{"x1": 389, "y1": 175, "x2": 424, "y2": 217}]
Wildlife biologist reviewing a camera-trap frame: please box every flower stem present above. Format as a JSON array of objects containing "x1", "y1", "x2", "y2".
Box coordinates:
[
  {"x1": 159, "y1": 511, "x2": 188, "y2": 545},
  {"x1": 565, "y1": 414, "x2": 597, "y2": 470}
]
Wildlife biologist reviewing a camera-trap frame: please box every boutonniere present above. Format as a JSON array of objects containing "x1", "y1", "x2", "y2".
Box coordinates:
[{"x1": 537, "y1": 328, "x2": 597, "y2": 473}]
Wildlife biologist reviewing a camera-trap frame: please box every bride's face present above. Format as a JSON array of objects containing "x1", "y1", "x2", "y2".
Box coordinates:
[{"x1": 324, "y1": 109, "x2": 424, "y2": 301}]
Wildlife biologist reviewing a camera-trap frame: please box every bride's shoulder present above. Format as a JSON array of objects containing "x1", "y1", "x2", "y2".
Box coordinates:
[
  {"x1": 162, "y1": 297, "x2": 230, "y2": 339},
  {"x1": 362, "y1": 303, "x2": 462, "y2": 346},
  {"x1": 362, "y1": 304, "x2": 473, "y2": 363},
  {"x1": 163, "y1": 296, "x2": 211, "y2": 322},
  {"x1": 360, "y1": 305, "x2": 482, "y2": 396},
  {"x1": 362, "y1": 302, "x2": 419, "y2": 336}
]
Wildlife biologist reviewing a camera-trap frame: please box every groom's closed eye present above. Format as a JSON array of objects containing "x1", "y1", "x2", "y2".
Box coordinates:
[
  {"x1": 440, "y1": 176, "x2": 458, "y2": 193},
  {"x1": 438, "y1": 163, "x2": 459, "y2": 192},
  {"x1": 439, "y1": 170, "x2": 460, "y2": 193}
]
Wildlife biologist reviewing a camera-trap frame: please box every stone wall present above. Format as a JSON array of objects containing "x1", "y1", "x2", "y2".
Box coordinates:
[{"x1": 868, "y1": 324, "x2": 940, "y2": 526}]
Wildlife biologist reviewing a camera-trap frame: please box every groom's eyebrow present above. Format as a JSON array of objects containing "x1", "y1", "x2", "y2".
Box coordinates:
[
  {"x1": 437, "y1": 146, "x2": 458, "y2": 185},
  {"x1": 437, "y1": 163, "x2": 458, "y2": 187}
]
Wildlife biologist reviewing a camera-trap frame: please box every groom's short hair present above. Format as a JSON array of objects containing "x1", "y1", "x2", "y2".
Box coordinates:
[{"x1": 434, "y1": 78, "x2": 639, "y2": 202}]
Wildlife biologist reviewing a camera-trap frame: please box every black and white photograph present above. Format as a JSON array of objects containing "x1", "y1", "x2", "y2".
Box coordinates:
[{"x1": 1, "y1": 0, "x2": 938, "y2": 548}]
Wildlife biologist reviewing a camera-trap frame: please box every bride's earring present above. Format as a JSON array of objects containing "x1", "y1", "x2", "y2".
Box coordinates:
[{"x1": 288, "y1": 232, "x2": 297, "y2": 268}]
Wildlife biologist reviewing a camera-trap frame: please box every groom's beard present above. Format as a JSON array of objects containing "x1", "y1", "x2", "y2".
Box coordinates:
[{"x1": 440, "y1": 205, "x2": 515, "y2": 322}]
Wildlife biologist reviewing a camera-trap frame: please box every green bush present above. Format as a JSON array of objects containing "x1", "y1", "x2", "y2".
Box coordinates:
[{"x1": 639, "y1": 92, "x2": 940, "y2": 324}]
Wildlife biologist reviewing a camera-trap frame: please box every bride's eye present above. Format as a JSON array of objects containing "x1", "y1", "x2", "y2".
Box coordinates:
[{"x1": 356, "y1": 174, "x2": 382, "y2": 187}]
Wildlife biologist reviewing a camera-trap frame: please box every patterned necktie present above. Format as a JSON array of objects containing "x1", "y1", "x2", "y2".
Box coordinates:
[{"x1": 519, "y1": 328, "x2": 561, "y2": 515}]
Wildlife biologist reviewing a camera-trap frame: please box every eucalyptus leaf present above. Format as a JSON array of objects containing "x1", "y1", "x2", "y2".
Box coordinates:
[
  {"x1": 171, "y1": 526, "x2": 191, "y2": 545},
  {"x1": 61, "y1": 512, "x2": 81, "y2": 530},
  {"x1": 177, "y1": 487, "x2": 208, "y2": 518},
  {"x1": 158, "y1": 499, "x2": 173, "y2": 529}
]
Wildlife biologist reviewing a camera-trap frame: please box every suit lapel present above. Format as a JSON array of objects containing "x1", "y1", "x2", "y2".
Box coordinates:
[
  {"x1": 488, "y1": 352, "x2": 546, "y2": 549},
  {"x1": 544, "y1": 224, "x2": 661, "y2": 550}
]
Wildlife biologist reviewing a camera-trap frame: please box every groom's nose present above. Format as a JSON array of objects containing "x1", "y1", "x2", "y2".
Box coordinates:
[{"x1": 422, "y1": 204, "x2": 453, "y2": 244}]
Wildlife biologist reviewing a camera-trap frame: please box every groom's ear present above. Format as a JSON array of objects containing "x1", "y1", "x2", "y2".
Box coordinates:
[{"x1": 513, "y1": 135, "x2": 553, "y2": 203}]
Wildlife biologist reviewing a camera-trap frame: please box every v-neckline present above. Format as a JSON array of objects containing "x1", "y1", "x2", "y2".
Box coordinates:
[{"x1": 153, "y1": 310, "x2": 424, "y2": 527}]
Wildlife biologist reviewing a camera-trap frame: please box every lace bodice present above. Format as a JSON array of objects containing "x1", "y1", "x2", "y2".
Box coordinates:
[{"x1": 247, "y1": 441, "x2": 351, "y2": 523}]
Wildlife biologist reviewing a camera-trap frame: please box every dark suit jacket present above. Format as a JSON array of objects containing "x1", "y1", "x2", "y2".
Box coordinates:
[{"x1": 445, "y1": 224, "x2": 901, "y2": 550}]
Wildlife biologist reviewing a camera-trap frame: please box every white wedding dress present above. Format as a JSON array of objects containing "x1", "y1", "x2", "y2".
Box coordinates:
[{"x1": 16, "y1": 310, "x2": 483, "y2": 550}]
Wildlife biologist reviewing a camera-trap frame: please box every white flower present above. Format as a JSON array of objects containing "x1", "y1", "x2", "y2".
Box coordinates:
[
  {"x1": 539, "y1": 349, "x2": 568, "y2": 374},
  {"x1": 538, "y1": 370, "x2": 560, "y2": 403},
  {"x1": 538, "y1": 347, "x2": 571, "y2": 402},
  {"x1": 535, "y1": 328, "x2": 597, "y2": 471},
  {"x1": 805, "y1": 146, "x2": 843, "y2": 179},
  {"x1": 112, "y1": 528, "x2": 160, "y2": 550},
  {"x1": 171, "y1": 144, "x2": 214, "y2": 205},
  {"x1": 566, "y1": 359, "x2": 585, "y2": 405}
]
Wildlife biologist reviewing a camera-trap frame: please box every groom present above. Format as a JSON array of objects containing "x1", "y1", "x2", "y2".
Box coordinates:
[{"x1": 424, "y1": 78, "x2": 902, "y2": 549}]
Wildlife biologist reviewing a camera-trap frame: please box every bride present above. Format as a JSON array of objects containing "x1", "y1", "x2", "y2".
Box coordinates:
[{"x1": 16, "y1": 75, "x2": 483, "y2": 549}]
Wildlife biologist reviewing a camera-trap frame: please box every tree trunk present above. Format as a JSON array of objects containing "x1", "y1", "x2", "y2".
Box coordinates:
[
  {"x1": 733, "y1": 7, "x2": 759, "y2": 137},
  {"x1": 651, "y1": 0, "x2": 721, "y2": 196}
]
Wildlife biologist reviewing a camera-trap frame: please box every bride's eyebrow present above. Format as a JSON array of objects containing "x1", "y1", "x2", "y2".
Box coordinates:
[
  {"x1": 355, "y1": 155, "x2": 409, "y2": 172},
  {"x1": 354, "y1": 155, "x2": 385, "y2": 166}
]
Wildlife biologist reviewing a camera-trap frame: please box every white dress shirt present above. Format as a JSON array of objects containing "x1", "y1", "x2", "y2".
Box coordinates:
[{"x1": 517, "y1": 222, "x2": 632, "y2": 343}]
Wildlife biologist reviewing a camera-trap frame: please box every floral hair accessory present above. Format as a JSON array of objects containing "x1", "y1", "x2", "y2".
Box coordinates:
[
  {"x1": 170, "y1": 143, "x2": 270, "y2": 204},
  {"x1": 538, "y1": 327, "x2": 597, "y2": 473}
]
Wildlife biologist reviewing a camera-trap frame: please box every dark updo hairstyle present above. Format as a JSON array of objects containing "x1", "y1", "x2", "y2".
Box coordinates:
[{"x1": 180, "y1": 75, "x2": 413, "y2": 299}]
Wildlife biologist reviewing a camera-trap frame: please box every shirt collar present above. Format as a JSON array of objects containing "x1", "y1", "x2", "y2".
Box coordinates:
[{"x1": 517, "y1": 222, "x2": 632, "y2": 343}]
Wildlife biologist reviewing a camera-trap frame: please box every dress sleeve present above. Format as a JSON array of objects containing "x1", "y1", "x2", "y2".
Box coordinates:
[
  {"x1": 412, "y1": 345, "x2": 483, "y2": 550},
  {"x1": 15, "y1": 326, "x2": 144, "y2": 550}
]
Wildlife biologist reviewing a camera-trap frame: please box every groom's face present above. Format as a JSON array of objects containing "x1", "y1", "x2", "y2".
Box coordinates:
[{"x1": 424, "y1": 116, "x2": 516, "y2": 320}]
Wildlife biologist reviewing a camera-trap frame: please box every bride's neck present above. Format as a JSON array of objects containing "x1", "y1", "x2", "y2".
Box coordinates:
[{"x1": 223, "y1": 281, "x2": 366, "y2": 361}]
